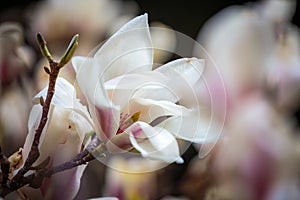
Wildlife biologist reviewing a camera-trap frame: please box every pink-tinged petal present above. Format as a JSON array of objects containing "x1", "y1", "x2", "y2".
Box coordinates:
[
  {"x1": 22, "y1": 103, "x2": 93, "y2": 199},
  {"x1": 42, "y1": 165, "x2": 85, "y2": 200},
  {"x1": 122, "y1": 98, "x2": 191, "y2": 123},
  {"x1": 72, "y1": 56, "x2": 120, "y2": 142},
  {"x1": 72, "y1": 14, "x2": 154, "y2": 139},
  {"x1": 39, "y1": 106, "x2": 92, "y2": 199},
  {"x1": 106, "y1": 132, "x2": 132, "y2": 154},
  {"x1": 93, "y1": 104, "x2": 120, "y2": 143},
  {"x1": 128, "y1": 122, "x2": 184, "y2": 163}
]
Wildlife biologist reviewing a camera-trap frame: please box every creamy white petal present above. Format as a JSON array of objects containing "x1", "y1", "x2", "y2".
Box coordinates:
[
  {"x1": 104, "y1": 71, "x2": 178, "y2": 106},
  {"x1": 155, "y1": 58, "x2": 204, "y2": 102},
  {"x1": 106, "y1": 97, "x2": 191, "y2": 154},
  {"x1": 158, "y1": 110, "x2": 222, "y2": 144},
  {"x1": 128, "y1": 122, "x2": 183, "y2": 163},
  {"x1": 23, "y1": 77, "x2": 94, "y2": 164},
  {"x1": 72, "y1": 14, "x2": 153, "y2": 96},
  {"x1": 33, "y1": 77, "x2": 94, "y2": 129},
  {"x1": 33, "y1": 77, "x2": 75, "y2": 108},
  {"x1": 22, "y1": 104, "x2": 44, "y2": 164},
  {"x1": 41, "y1": 107, "x2": 92, "y2": 200},
  {"x1": 156, "y1": 57, "x2": 204, "y2": 87},
  {"x1": 93, "y1": 13, "x2": 153, "y2": 81}
]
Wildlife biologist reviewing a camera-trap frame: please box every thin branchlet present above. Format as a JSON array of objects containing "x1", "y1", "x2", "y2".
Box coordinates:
[
  {"x1": 0, "y1": 33, "x2": 103, "y2": 198},
  {"x1": 46, "y1": 134, "x2": 101, "y2": 177}
]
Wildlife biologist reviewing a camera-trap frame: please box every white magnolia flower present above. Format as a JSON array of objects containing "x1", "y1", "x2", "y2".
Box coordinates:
[
  {"x1": 72, "y1": 14, "x2": 211, "y2": 164},
  {"x1": 21, "y1": 78, "x2": 93, "y2": 200}
]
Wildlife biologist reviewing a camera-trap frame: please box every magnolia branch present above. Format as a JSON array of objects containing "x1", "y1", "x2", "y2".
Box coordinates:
[
  {"x1": 0, "y1": 33, "x2": 103, "y2": 197},
  {"x1": 10, "y1": 33, "x2": 68, "y2": 185}
]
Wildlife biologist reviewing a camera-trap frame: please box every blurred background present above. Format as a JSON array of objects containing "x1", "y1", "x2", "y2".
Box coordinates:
[{"x1": 1, "y1": 0, "x2": 300, "y2": 200}]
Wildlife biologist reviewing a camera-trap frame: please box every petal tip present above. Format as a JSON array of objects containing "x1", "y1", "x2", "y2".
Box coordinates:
[{"x1": 176, "y1": 157, "x2": 184, "y2": 164}]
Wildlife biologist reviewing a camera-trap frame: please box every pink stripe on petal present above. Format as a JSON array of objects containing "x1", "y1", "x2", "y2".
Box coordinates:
[
  {"x1": 95, "y1": 106, "x2": 115, "y2": 142},
  {"x1": 131, "y1": 124, "x2": 143, "y2": 138}
]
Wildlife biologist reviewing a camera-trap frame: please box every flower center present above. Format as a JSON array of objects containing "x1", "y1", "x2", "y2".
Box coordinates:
[{"x1": 116, "y1": 111, "x2": 141, "y2": 134}]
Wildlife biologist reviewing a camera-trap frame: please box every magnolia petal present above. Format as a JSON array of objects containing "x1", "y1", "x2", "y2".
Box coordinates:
[
  {"x1": 104, "y1": 71, "x2": 179, "y2": 107},
  {"x1": 42, "y1": 107, "x2": 92, "y2": 199},
  {"x1": 33, "y1": 77, "x2": 94, "y2": 129},
  {"x1": 72, "y1": 57, "x2": 120, "y2": 142},
  {"x1": 93, "y1": 13, "x2": 153, "y2": 82},
  {"x1": 92, "y1": 104, "x2": 120, "y2": 143},
  {"x1": 39, "y1": 107, "x2": 92, "y2": 199},
  {"x1": 33, "y1": 77, "x2": 75, "y2": 108},
  {"x1": 72, "y1": 14, "x2": 154, "y2": 139},
  {"x1": 37, "y1": 106, "x2": 89, "y2": 163},
  {"x1": 71, "y1": 56, "x2": 102, "y2": 104},
  {"x1": 72, "y1": 14, "x2": 153, "y2": 100},
  {"x1": 156, "y1": 58, "x2": 204, "y2": 86},
  {"x1": 104, "y1": 58, "x2": 205, "y2": 107},
  {"x1": 106, "y1": 132, "x2": 133, "y2": 154},
  {"x1": 43, "y1": 165, "x2": 86, "y2": 200},
  {"x1": 105, "y1": 96, "x2": 191, "y2": 154},
  {"x1": 22, "y1": 104, "x2": 44, "y2": 164},
  {"x1": 122, "y1": 98, "x2": 191, "y2": 123},
  {"x1": 158, "y1": 110, "x2": 222, "y2": 144},
  {"x1": 22, "y1": 104, "x2": 92, "y2": 165},
  {"x1": 155, "y1": 58, "x2": 204, "y2": 103},
  {"x1": 128, "y1": 122, "x2": 183, "y2": 163}
]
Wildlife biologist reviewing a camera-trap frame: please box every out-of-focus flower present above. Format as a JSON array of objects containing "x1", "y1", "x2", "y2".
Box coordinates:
[
  {"x1": 212, "y1": 94, "x2": 300, "y2": 200},
  {"x1": 260, "y1": 0, "x2": 296, "y2": 25},
  {"x1": 0, "y1": 22, "x2": 34, "y2": 85},
  {"x1": 194, "y1": 0, "x2": 299, "y2": 115},
  {"x1": 104, "y1": 157, "x2": 159, "y2": 200},
  {"x1": 20, "y1": 78, "x2": 93, "y2": 200},
  {"x1": 28, "y1": 0, "x2": 139, "y2": 55},
  {"x1": 194, "y1": 4, "x2": 274, "y2": 115},
  {"x1": 264, "y1": 24, "x2": 300, "y2": 111},
  {"x1": 72, "y1": 14, "x2": 209, "y2": 164},
  {"x1": 0, "y1": 22, "x2": 35, "y2": 153},
  {"x1": 0, "y1": 83, "x2": 33, "y2": 153}
]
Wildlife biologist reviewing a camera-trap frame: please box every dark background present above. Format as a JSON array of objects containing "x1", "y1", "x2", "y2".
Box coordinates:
[{"x1": 1, "y1": 0, "x2": 299, "y2": 40}]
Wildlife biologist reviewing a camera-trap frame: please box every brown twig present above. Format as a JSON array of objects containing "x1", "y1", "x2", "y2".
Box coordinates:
[
  {"x1": 11, "y1": 48, "x2": 60, "y2": 185},
  {"x1": 0, "y1": 33, "x2": 79, "y2": 197}
]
